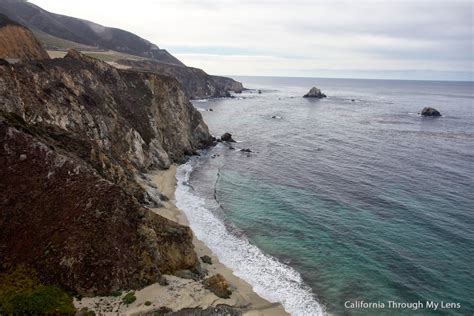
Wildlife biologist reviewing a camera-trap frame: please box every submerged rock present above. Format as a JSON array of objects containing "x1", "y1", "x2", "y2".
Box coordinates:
[
  {"x1": 240, "y1": 148, "x2": 252, "y2": 153},
  {"x1": 420, "y1": 107, "x2": 441, "y2": 117},
  {"x1": 203, "y1": 274, "x2": 232, "y2": 299},
  {"x1": 221, "y1": 132, "x2": 236, "y2": 142},
  {"x1": 303, "y1": 87, "x2": 327, "y2": 98}
]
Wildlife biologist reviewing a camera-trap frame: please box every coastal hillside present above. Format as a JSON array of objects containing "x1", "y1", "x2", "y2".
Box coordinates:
[
  {"x1": 118, "y1": 59, "x2": 244, "y2": 99},
  {"x1": 0, "y1": 49, "x2": 213, "y2": 296},
  {"x1": 0, "y1": 0, "x2": 244, "y2": 99},
  {"x1": 0, "y1": 0, "x2": 183, "y2": 65},
  {"x1": 0, "y1": 13, "x2": 49, "y2": 60}
]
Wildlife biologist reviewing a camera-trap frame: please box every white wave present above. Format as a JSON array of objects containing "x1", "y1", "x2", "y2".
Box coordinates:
[{"x1": 175, "y1": 162, "x2": 326, "y2": 316}]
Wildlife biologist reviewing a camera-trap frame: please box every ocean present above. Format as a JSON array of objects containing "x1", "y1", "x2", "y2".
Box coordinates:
[{"x1": 175, "y1": 76, "x2": 474, "y2": 315}]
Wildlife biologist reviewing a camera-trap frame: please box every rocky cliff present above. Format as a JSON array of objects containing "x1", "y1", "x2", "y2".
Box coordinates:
[
  {"x1": 118, "y1": 59, "x2": 244, "y2": 99},
  {"x1": 0, "y1": 50, "x2": 213, "y2": 295},
  {"x1": 0, "y1": 13, "x2": 50, "y2": 60},
  {"x1": 211, "y1": 75, "x2": 245, "y2": 94}
]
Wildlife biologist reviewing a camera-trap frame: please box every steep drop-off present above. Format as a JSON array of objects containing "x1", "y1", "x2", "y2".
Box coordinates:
[
  {"x1": 0, "y1": 13, "x2": 50, "y2": 60},
  {"x1": 0, "y1": 50, "x2": 213, "y2": 295},
  {"x1": 118, "y1": 59, "x2": 244, "y2": 99}
]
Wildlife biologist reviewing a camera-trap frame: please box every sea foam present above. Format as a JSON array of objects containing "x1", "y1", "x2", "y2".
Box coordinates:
[{"x1": 175, "y1": 162, "x2": 326, "y2": 316}]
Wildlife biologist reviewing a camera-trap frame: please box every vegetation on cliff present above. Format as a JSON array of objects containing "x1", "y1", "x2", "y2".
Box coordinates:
[
  {"x1": 0, "y1": 49, "x2": 213, "y2": 296},
  {"x1": 0, "y1": 266, "x2": 76, "y2": 314}
]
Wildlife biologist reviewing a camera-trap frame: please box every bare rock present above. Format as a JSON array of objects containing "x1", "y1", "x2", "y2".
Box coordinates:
[
  {"x1": 203, "y1": 274, "x2": 232, "y2": 299},
  {"x1": 420, "y1": 107, "x2": 441, "y2": 117},
  {"x1": 0, "y1": 50, "x2": 212, "y2": 296},
  {"x1": 0, "y1": 13, "x2": 50, "y2": 61},
  {"x1": 221, "y1": 133, "x2": 236, "y2": 143},
  {"x1": 303, "y1": 87, "x2": 327, "y2": 98},
  {"x1": 200, "y1": 255, "x2": 213, "y2": 265}
]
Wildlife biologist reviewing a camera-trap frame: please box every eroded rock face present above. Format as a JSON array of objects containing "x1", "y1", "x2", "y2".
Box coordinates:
[
  {"x1": 420, "y1": 107, "x2": 441, "y2": 117},
  {"x1": 0, "y1": 13, "x2": 50, "y2": 60},
  {"x1": 211, "y1": 75, "x2": 244, "y2": 94},
  {"x1": 0, "y1": 50, "x2": 213, "y2": 201},
  {"x1": 303, "y1": 87, "x2": 327, "y2": 98},
  {"x1": 0, "y1": 50, "x2": 212, "y2": 295},
  {"x1": 117, "y1": 59, "x2": 244, "y2": 100},
  {"x1": 0, "y1": 114, "x2": 198, "y2": 296}
]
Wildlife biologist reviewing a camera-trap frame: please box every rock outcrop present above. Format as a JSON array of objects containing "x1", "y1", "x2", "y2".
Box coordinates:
[
  {"x1": 303, "y1": 87, "x2": 327, "y2": 98},
  {"x1": 211, "y1": 75, "x2": 244, "y2": 94},
  {"x1": 420, "y1": 107, "x2": 441, "y2": 117},
  {"x1": 117, "y1": 59, "x2": 244, "y2": 100},
  {"x1": 220, "y1": 133, "x2": 236, "y2": 143},
  {"x1": 203, "y1": 274, "x2": 232, "y2": 299},
  {"x1": 0, "y1": 13, "x2": 50, "y2": 60},
  {"x1": 0, "y1": 50, "x2": 213, "y2": 295}
]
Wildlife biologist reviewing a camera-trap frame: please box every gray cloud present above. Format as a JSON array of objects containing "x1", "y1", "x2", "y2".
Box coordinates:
[{"x1": 31, "y1": 0, "x2": 474, "y2": 80}]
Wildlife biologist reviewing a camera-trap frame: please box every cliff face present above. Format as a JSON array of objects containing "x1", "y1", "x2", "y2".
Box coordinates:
[
  {"x1": 0, "y1": 50, "x2": 212, "y2": 295},
  {"x1": 0, "y1": 0, "x2": 184, "y2": 65},
  {"x1": 0, "y1": 13, "x2": 50, "y2": 60},
  {"x1": 117, "y1": 59, "x2": 244, "y2": 100},
  {"x1": 211, "y1": 75, "x2": 244, "y2": 94}
]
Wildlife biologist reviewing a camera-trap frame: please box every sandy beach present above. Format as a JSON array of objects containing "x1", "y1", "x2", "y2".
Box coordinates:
[{"x1": 74, "y1": 165, "x2": 288, "y2": 315}]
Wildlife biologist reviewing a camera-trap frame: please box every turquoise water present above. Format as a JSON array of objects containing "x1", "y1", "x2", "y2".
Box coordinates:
[{"x1": 182, "y1": 77, "x2": 474, "y2": 315}]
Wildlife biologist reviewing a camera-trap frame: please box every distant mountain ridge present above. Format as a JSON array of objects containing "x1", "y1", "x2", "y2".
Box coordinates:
[{"x1": 0, "y1": 0, "x2": 184, "y2": 66}]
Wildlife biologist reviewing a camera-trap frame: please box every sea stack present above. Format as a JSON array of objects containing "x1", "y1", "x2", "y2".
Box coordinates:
[
  {"x1": 420, "y1": 107, "x2": 441, "y2": 117},
  {"x1": 304, "y1": 87, "x2": 327, "y2": 98}
]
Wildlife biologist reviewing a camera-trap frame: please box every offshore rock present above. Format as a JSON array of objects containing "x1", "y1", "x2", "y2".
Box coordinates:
[
  {"x1": 420, "y1": 107, "x2": 441, "y2": 117},
  {"x1": 221, "y1": 133, "x2": 236, "y2": 143},
  {"x1": 303, "y1": 87, "x2": 327, "y2": 98}
]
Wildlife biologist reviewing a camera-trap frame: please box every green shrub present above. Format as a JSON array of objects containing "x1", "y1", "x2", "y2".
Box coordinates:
[
  {"x1": 0, "y1": 266, "x2": 76, "y2": 314},
  {"x1": 144, "y1": 301, "x2": 152, "y2": 306},
  {"x1": 122, "y1": 292, "x2": 136, "y2": 305}
]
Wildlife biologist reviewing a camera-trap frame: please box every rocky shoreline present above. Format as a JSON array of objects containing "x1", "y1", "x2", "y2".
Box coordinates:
[
  {"x1": 0, "y1": 14, "x2": 285, "y2": 314},
  {"x1": 74, "y1": 166, "x2": 288, "y2": 315}
]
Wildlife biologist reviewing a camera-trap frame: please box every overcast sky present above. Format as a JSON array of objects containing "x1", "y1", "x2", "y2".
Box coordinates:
[{"x1": 31, "y1": 0, "x2": 473, "y2": 81}]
